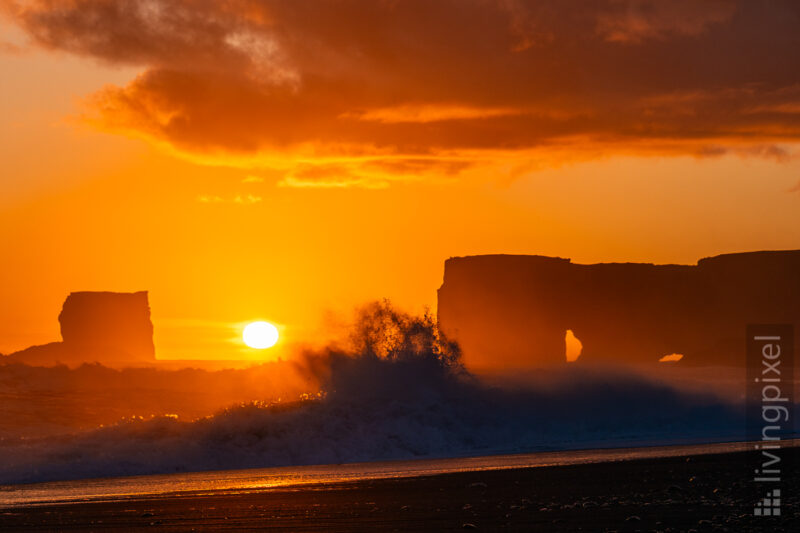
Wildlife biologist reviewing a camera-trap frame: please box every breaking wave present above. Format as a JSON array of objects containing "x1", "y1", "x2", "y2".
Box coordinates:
[{"x1": 0, "y1": 302, "x2": 749, "y2": 484}]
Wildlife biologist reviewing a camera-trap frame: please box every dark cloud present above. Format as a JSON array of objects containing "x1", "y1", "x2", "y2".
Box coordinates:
[
  {"x1": 595, "y1": 0, "x2": 737, "y2": 43},
  {"x1": 4, "y1": 0, "x2": 800, "y2": 185}
]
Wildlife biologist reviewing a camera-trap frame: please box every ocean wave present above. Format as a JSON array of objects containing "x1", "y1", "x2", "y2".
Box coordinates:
[
  {"x1": 0, "y1": 302, "x2": 753, "y2": 484},
  {"x1": 0, "y1": 355, "x2": 747, "y2": 484}
]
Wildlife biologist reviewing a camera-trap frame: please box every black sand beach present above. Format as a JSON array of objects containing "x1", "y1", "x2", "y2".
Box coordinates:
[{"x1": 2, "y1": 446, "x2": 797, "y2": 532}]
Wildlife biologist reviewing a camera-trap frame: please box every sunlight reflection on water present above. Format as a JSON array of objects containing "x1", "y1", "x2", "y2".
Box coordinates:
[{"x1": 4, "y1": 440, "x2": 792, "y2": 508}]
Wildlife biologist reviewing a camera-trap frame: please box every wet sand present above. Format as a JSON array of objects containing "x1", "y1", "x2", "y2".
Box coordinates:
[{"x1": 2, "y1": 447, "x2": 797, "y2": 532}]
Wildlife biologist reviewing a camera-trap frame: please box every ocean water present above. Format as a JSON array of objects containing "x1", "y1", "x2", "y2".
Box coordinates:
[
  {"x1": 3, "y1": 440, "x2": 786, "y2": 508},
  {"x1": 3, "y1": 307, "x2": 795, "y2": 491},
  {"x1": 0, "y1": 352, "x2": 762, "y2": 486}
]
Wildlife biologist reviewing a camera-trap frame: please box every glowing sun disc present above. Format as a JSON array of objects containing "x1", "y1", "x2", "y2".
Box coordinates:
[{"x1": 243, "y1": 321, "x2": 279, "y2": 349}]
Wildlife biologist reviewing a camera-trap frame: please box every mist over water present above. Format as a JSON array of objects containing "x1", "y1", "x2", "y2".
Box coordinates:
[
  {"x1": 0, "y1": 302, "x2": 754, "y2": 484},
  {"x1": 0, "y1": 361, "x2": 310, "y2": 438}
]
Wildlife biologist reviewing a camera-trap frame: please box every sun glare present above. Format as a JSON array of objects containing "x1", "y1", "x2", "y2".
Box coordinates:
[{"x1": 242, "y1": 321, "x2": 279, "y2": 349}]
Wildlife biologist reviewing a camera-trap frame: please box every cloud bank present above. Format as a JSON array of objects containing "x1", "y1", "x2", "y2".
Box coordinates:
[{"x1": 4, "y1": 0, "x2": 800, "y2": 185}]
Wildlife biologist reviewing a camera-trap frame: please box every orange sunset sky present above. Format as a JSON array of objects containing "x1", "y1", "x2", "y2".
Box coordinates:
[{"x1": 1, "y1": 1, "x2": 799, "y2": 361}]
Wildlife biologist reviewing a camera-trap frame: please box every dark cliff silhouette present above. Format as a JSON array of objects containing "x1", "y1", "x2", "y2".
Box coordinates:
[
  {"x1": 437, "y1": 251, "x2": 800, "y2": 368},
  {"x1": 3, "y1": 291, "x2": 155, "y2": 367}
]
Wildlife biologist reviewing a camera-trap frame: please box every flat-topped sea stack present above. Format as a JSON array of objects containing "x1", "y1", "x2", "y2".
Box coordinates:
[
  {"x1": 3, "y1": 291, "x2": 156, "y2": 367},
  {"x1": 437, "y1": 251, "x2": 800, "y2": 368}
]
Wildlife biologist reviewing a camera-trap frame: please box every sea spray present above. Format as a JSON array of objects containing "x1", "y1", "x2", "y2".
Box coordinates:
[{"x1": 0, "y1": 302, "x2": 749, "y2": 484}]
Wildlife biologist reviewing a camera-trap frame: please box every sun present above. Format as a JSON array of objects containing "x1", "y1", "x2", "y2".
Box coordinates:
[{"x1": 242, "y1": 321, "x2": 279, "y2": 349}]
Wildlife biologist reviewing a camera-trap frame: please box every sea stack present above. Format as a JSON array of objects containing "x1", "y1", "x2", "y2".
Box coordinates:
[
  {"x1": 437, "y1": 251, "x2": 800, "y2": 368},
  {"x1": 3, "y1": 291, "x2": 156, "y2": 367}
]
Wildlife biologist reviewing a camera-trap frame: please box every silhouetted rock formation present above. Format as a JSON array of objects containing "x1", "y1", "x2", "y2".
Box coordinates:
[
  {"x1": 437, "y1": 251, "x2": 800, "y2": 368},
  {"x1": 4, "y1": 291, "x2": 155, "y2": 367}
]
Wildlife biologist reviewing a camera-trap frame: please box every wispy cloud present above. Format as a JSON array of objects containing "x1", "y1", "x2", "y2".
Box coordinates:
[
  {"x1": 197, "y1": 194, "x2": 261, "y2": 204},
  {"x1": 341, "y1": 105, "x2": 522, "y2": 124},
  {"x1": 234, "y1": 194, "x2": 262, "y2": 204},
  {"x1": 0, "y1": 40, "x2": 24, "y2": 54},
  {"x1": 196, "y1": 195, "x2": 224, "y2": 203}
]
